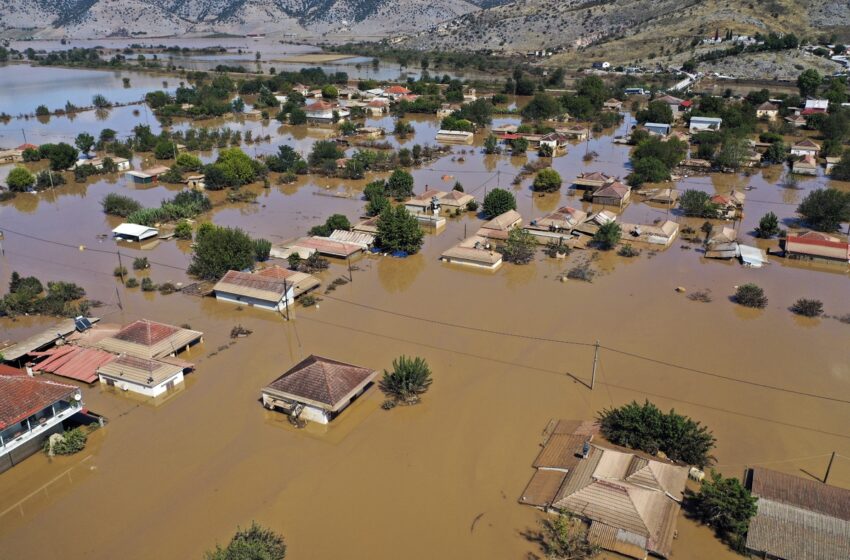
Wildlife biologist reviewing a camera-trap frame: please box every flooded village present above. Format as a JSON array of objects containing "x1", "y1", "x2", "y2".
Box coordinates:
[{"x1": 1, "y1": 39, "x2": 850, "y2": 560}]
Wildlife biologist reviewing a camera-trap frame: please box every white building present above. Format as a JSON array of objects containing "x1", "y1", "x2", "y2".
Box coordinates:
[
  {"x1": 689, "y1": 116, "x2": 722, "y2": 132},
  {"x1": 214, "y1": 269, "x2": 295, "y2": 312},
  {"x1": 97, "y1": 355, "x2": 185, "y2": 398},
  {"x1": 304, "y1": 100, "x2": 350, "y2": 122},
  {"x1": 112, "y1": 223, "x2": 159, "y2": 242}
]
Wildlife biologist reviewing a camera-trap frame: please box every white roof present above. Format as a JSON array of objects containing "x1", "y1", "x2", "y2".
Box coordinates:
[
  {"x1": 112, "y1": 223, "x2": 158, "y2": 240},
  {"x1": 805, "y1": 99, "x2": 829, "y2": 110},
  {"x1": 691, "y1": 116, "x2": 722, "y2": 123},
  {"x1": 739, "y1": 244, "x2": 768, "y2": 267}
]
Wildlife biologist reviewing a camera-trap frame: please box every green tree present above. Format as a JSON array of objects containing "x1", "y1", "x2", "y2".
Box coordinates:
[
  {"x1": 482, "y1": 188, "x2": 517, "y2": 218},
  {"x1": 386, "y1": 169, "x2": 415, "y2": 200},
  {"x1": 687, "y1": 472, "x2": 757, "y2": 552},
  {"x1": 39, "y1": 143, "x2": 78, "y2": 170},
  {"x1": 483, "y1": 134, "x2": 500, "y2": 155},
  {"x1": 593, "y1": 222, "x2": 622, "y2": 250},
  {"x1": 92, "y1": 94, "x2": 111, "y2": 108},
  {"x1": 154, "y1": 140, "x2": 176, "y2": 160},
  {"x1": 600, "y1": 400, "x2": 716, "y2": 467},
  {"x1": 379, "y1": 356, "x2": 433, "y2": 405},
  {"x1": 830, "y1": 150, "x2": 850, "y2": 180},
  {"x1": 174, "y1": 220, "x2": 193, "y2": 240},
  {"x1": 74, "y1": 132, "x2": 95, "y2": 155},
  {"x1": 628, "y1": 157, "x2": 670, "y2": 186},
  {"x1": 101, "y1": 193, "x2": 143, "y2": 217},
  {"x1": 797, "y1": 188, "x2": 850, "y2": 232},
  {"x1": 754, "y1": 212, "x2": 780, "y2": 238},
  {"x1": 521, "y1": 92, "x2": 562, "y2": 120},
  {"x1": 511, "y1": 137, "x2": 529, "y2": 155},
  {"x1": 321, "y1": 84, "x2": 339, "y2": 99},
  {"x1": 500, "y1": 228, "x2": 537, "y2": 264},
  {"x1": 204, "y1": 522, "x2": 286, "y2": 560},
  {"x1": 532, "y1": 167, "x2": 562, "y2": 192},
  {"x1": 188, "y1": 225, "x2": 257, "y2": 280},
  {"x1": 637, "y1": 100, "x2": 674, "y2": 124},
  {"x1": 680, "y1": 189, "x2": 720, "y2": 218},
  {"x1": 762, "y1": 141, "x2": 788, "y2": 165},
  {"x1": 6, "y1": 166, "x2": 36, "y2": 192},
  {"x1": 797, "y1": 68, "x2": 822, "y2": 98},
  {"x1": 375, "y1": 205, "x2": 424, "y2": 254},
  {"x1": 714, "y1": 137, "x2": 749, "y2": 170},
  {"x1": 365, "y1": 192, "x2": 390, "y2": 216},
  {"x1": 175, "y1": 153, "x2": 202, "y2": 171},
  {"x1": 308, "y1": 140, "x2": 344, "y2": 168},
  {"x1": 309, "y1": 214, "x2": 351, "y2": 237}
]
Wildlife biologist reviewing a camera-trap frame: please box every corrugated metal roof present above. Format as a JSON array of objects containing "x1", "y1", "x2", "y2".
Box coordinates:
[
  {"x1": 98, "y1": 355, "x2": 182, "y2": 387},
  {"x1": 213, "y1": 270, "x2": 288, "y2": 303},
  {"x1": 750, "y1": 467, "x2": 850, "y2": 520},
  {"x1": 0, "y1": 318, "x2": 100, "y2": 361},
  {"x1": 746, "y1": 498, "x2": 850, "y2": 560},
  {"x1": 519, "y1": 469, "x2": 567, "y2": 507},
  {"x1": 35, "y1": 345, "x2": 116, "y2": 384},
  {"x1": 291, "y1": 237, "x2": 363, "y2": 257},
  {"x1": 587, "y1": 521, "x2": 648, "y2": 560},
  {"x1": 533, "y1": 434, "x2": 591, "y2": 469}
]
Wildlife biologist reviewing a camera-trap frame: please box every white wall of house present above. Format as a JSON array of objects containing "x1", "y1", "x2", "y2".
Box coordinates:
[
  {"x1": 215, "y1": 291, "x2": 292, "y2": 311},
  {"x1": 441, "y1": 255, "x2": 502, "y2": 270},
  {"x1": 99, "y1": 371, "x2": 184, "y2": 398},
  {"x1": 791, "y1": 147, "x2": 817, "y2": 157},
  {"x1": 0, "y1": 399, "x2": 81, "y2": 458}
]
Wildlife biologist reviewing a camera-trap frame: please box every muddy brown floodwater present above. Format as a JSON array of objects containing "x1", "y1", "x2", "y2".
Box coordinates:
[{"x1": 1, "y1": 70, "x2": 850, "y2": 560}]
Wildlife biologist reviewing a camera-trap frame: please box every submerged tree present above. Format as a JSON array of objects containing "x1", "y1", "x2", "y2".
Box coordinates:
[
  {"x1": 375, "y1": 205, "x2": 424, "y2": 254},
  {"x1": 204, "y1": 522, "x2": 286, "y2": 560},
  {"x1": 482, "y1": 188, "x2": 517, "y2": 219},
  {"x1": 531, "y1": 513, "x2": 599, "y2": 560},
  {"x1": 686, "y1": 472, "x2": 757, "y2": 553},
  {"x1": 379, "y1": 356, "x2": 433, "y2": 405}
]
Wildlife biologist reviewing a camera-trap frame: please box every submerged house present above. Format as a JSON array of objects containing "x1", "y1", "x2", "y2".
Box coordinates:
[
  {"x1": 792, "y1": 154, "x2": 818, "y2": 175},
  {"x1": 0, "y1": 375, "x2": 83, "y2": 473},
  {"x1": 125, "y1": 165, "x2": 170, "y2": 184},
  {"x1": 592, "y1": 181, "x2": 631, "y2": 208},
  {"x1": 783, "y1": 231, "x2": 850, "y2": 263},
  {"x1": 745, "y1": 467, "x2": 850, "y2": 560},
  {"x1": 435, "y1": 130, "x2": 474, "y2": 144},
  {"x1": 573, "y1": 172, "x2": 616, "y2": 191},
  {"x1": 304, "y1": 100, "x2": 350, "y2": 122},
  {"x1": 709, "y1": 190, "x2": 746, "y2": 219},
  {"x1": 441, "y1": 235, "x2": 503, "y2": 270},
  {"x1": 97, "y1": 319, "x2": 203, "y2": 361},
  {"x1": 213, "y1": 267, "x2": 319, "y2": 311},
  {"x1": 404, "y1": 189, "x2": 447, "y2": 216},
  {"x1": 644, "y1": 122, "x2": 671, "y2": 137},
  {"x1": 97, "y1": 355, "x2": 186, "y2": 398},
  {"x1": 112, "y1": 223, "x2": 158, "y2": 242},
  {"x1": 621, "y1": 220, "x2": 680, "y2": 247},
  {"x1": 261, "y1": 355, "x2": 377, "y2": 424},
  {"x1": 476, "y1": 210, "x2": 522, "y2": 241},
  {"x1": 790, "y1": 139, "x2": 820, "y2": 157},
  {"x1": 756, "y1": 101, "x2": 779, "y2": 120},
  {"x1": 439, "y1": 189, "x2": 474, "y2": 211},
  {"x1": 524, "y1": 206, "x2": 588, "y2": 244},
  {"x1": 688, "y1": 116, "x2": 722, "y2": 132},
  {"x1": 519, "y1": 420, "x2": 688, "y2": 559}
]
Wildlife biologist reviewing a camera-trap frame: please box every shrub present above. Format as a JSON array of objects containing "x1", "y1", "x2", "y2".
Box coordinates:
[
  {"x1": 566, "y1": 264, "x2": 596, "y2": 282},
  {"x1": 125, "y1": 278, "x2": 139, "y2": 288},
  {"x1": 379, "y1": 356, "x2": 433, "y2": 405},
  {"x1": 593, "y1": 222, "x2": 622, "y2": 250},
  {"x1": 102, "y1": 193, "x2": 143, "y2": 217},
  {"x1": 688, "y1": 289, "x2": 713, "y2": 303},
  {"x1": 680, "y1": 190, "x2": 720, "y2": 218},
  {"x1": 174, "y1": 220, "x2": 193, "y2": 240},
  {"x1": 790, "y1": 298, "x2": 823, "y2": 317},
  {"x1": 44, "y1": 427, "x2": 88, "y2": 455},
  {"x1": 482, "y1": 188, "x2": 516, "y2": 219},
  {"x1": 309, "y1": 214, "x2": 351, "y2": 237},
  {"x1": 253, "y1": 238, "x2": 272, "y2": 261},
  {"x1": 204, "y1": 522, "x2": 286, "y2": 560},
  {"x1": 600, "y1": 400, "x2": 716, "y2": 467},
  {"x1": 686, "y1": 472, "x2": 757, "y2": 552},
  {"x1": 734, "y1": 283, "x2": 767, "y2": 309},
  {"x1": 141, "y1": 277, "x2": 156, "y2": 291},
  {"x1": 466, "y1": 200, "x2": 479, "y2": 212},
  {"x1": 158, "y1": 282, "x2": 177, "y2": 295},
  {"x1": 386, "y1": 169, "x2": 415, "y2": 200},
  {"x1": 300, "y1": 294, "x2": 318, "y2": 307},
  {"x1": 35, "y1": 170, "x2": 65, "y2": 190},
  {"x1": 132, "y1": 257, "x2": 149, "y2": 270},
  {"x1": 533, "y1": 513, "x2": 598, "y2": 560},
  {"x1": 617, "y1": 243, "x2": 640, "y2": 257},
  {"x1": 532, "y1": 167, "x2": 562, "y2": 192},
  {"x1": 545, "y1": 240, "x2": 571, "y2": 258},
  {"x1": 6, "y1": 166, "x2": 36, "y2": 192},
  {"x1": 113, "y1": 266, "x2": 127, "y2": 278}
]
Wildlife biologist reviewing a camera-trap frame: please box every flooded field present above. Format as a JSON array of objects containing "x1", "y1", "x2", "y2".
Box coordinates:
[{"x1": 1, "y1": 69, "x2": 850, "y2": 560}]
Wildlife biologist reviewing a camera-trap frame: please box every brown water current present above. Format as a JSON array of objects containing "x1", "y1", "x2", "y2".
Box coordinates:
[{"x1": 1, "y1": 73, "x2": 850, "y2": 560}]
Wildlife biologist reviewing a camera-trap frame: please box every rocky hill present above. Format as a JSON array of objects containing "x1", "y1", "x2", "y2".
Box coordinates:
[{"x1": 0, "y1": 0, "x2": 506, "y2": 39}]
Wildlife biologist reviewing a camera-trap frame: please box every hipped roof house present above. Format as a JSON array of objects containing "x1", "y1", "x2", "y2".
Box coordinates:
[{"x1": 96, "y1": 320, "x2": 203, "y2": 361}]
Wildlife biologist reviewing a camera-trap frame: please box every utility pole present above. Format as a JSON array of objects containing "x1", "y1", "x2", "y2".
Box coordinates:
[
  {"x1": 282, "y1": 277, "x2": 290, "y2": 321},
  {"x1": 824, "y1": 451, "x2": 836, "y2": 484},
  {"x1": 591, "y1": 340, "x2": 600, "y2": 390},
  {"x1": 117, "y1": 251, "x2": 125, "y2": 283},
  {"x1": 115, "y1": 286, "x2": 123, "y2": 310},
  {"x1": 21, "y1": 129, "x2": 28, "y2": 145}
]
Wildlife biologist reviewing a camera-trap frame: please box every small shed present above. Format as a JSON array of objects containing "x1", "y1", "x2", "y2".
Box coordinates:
[
  {"x1": 592, "y1": 182, "x2": 631, "y2": 208},
  {"x1": 644, "y1": 122, "x2": 671, "y2": 136},
  {"x1": 213, "y1": 270, "x2": 295, "y2": 312},
  {"x1": 261, "y1": 355, "x2": 377, "y2": 424},
  {"x1": 689, "y1": 116, "x2": 722, "y2": 132},
  {"x1": 435, "y1": 130, "x2": 474, "y2": 144},
  {"x1": 112, "y1": 223, "x2": 159, "y2": 242}
]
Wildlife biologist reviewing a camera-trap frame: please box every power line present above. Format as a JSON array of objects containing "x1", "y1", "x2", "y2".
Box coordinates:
[{"x1": 319, "y1": 294, "x2": 850, "y2": 406}]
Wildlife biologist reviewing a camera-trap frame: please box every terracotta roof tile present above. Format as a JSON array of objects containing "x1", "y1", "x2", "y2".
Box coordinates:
[
  {"x1": 263, "y1": 355, "x2": 377, "y2": 411},
  {"x1": 0, "y1": 376, "x2": 77, "y2": 430}
]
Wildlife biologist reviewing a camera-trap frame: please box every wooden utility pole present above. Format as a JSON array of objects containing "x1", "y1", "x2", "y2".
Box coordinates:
[
  {"x1": 116, "y1": 251, "x2": 125, "y2": 283},
  {"x1": 591, "y1": 340, "x2": 600, "y2": 390},
  {"x1": 282, "y1": 277, "x2": 290, "y2": 321},
  {"x1": 824, "y1": 451, "x2": 836, "y2": 484}
]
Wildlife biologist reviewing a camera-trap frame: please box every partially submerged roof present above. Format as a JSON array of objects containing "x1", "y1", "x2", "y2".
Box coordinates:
[
  {"x1": 480, "y1": 210, "x2": 522, "y2": 232},
  {"x1": 440, "y1": 190, "x2": 474, "y2": 206},
  {"x1": 97, "y1": 320, "x2": 203, "y2": 360},
  {"x1": 263, "y1": 355, "x2": 377, "y2": 412},
  {"x1": 34, "y1": 345, "x2": 116, "y2": 384},
  {"x1": 98, "y1": 355, "x2": 184, "y2": 388},
  {"x1": 0, "y1": 376, "x2": 78, "y2": 430},
  {"x1": 0, "y1": 317, "x2": 100, "y2": 362},
  {"x1": 594, "y1": 181, "x2": 630, "y2": 199},
  {"x1": 214, "y1": 270, "x2": 288, "y2": 303},
  {"x1": 290, "y1": 236, "x2": 363, "y2": 258},
  {"x1": 746, "y1": 467, "x2": 850, "y2": 560},
  {"x1": 528, "y1": 206, "x2": 588, "y2": 231},
  {"x1": 112, "y1": 223, "x2": 159, "y2": 240}
]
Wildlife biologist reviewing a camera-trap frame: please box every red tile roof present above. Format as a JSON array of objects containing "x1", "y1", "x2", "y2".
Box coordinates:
[
  {"x1": 264, "y1": 355, "x2": 377, "y2": 411},
  {"x1": 787, "y1": 232, "x2": 849, "y2": 250},
  {"x1": 255, "y1": 266, "x2": 298, "y2": 280},
  {"x1": 0, "y1": 376, "x2": 77, "y2": 430},
  {"x1": 113, "y1": 320, "x2": 179, "y2": 347},
  {"x1": 384, "y1": 85, "x2": 411, "y2": 95},
  {"x1": 17, "y1": 143, "x2": 38, "y2": 151},
  {"x1": 306, "y1": 100, "x2": 335, "y2": 111}
]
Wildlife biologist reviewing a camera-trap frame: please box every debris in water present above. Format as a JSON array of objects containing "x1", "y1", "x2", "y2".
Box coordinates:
[{"x1": 230, "y1": 325, "x2": 253, "y2": 338}]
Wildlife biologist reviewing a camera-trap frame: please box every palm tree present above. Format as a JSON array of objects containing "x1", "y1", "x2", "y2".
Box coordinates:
[{"x1": 379, "y1": 356, "x2": 433, "y2": 405}]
